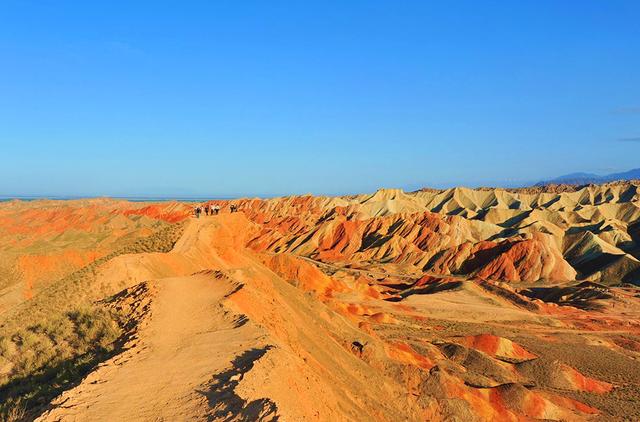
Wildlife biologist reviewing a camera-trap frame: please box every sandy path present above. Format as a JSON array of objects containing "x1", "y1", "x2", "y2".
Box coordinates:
[{"x1": 36, "y1": 273, "x2": 267, "y2": 422}]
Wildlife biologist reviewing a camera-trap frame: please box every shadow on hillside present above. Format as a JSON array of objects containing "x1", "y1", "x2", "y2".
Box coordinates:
[
  {"x1": 385, "y1": 280, "x2": 463, "y2": 301},
  {"x1": 521, "y1": 281, "x2": 612, "y2": 311},
  {"x1": 198, "y1": 346, "x2": 279, "y2": 422}
]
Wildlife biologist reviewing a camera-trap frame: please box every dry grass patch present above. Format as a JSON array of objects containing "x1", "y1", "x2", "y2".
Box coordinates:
[{"x1": 0, "y1": 222, "x2": 185, "y2": 420}]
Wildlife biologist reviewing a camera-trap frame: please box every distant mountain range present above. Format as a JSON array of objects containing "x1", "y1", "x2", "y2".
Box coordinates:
[{"x1": 536, "y1": 168, "x2": 640, "y2": 186}]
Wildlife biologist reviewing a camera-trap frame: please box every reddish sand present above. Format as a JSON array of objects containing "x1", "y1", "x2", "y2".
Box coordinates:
[{"x1": 457, "y1": 334, "x2": 537, "y2": 362}]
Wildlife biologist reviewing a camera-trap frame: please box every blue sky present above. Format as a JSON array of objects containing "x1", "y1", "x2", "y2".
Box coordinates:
[{"x1": 1, "y1": 1, "x2": 639, "y2": 197}]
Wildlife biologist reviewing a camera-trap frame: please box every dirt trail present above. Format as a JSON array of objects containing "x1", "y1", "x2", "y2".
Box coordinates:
[
  {"x1": 36, "y1": 272, "x2": 271, "y2": 422},
  {"x1": 25, "y1": 213, "x2": 638, "y2": 421}
]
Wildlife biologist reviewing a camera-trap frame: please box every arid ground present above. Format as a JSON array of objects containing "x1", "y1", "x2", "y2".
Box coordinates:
[{"x1": 1, "y1": 182, "x2": 640, "y2": 421}]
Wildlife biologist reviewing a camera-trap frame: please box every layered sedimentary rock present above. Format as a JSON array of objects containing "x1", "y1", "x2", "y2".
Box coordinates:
[
  {"x1": 1, "y1": 183, "x2": 640, "y2": 420},
  {"x1": 231, "y1": 182, "x2": 640, "y2": 285}
]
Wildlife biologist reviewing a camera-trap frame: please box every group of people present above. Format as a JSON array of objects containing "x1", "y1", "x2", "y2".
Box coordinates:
[
  {"x1": 193, "y1": 203, "x2": 238, "y2": 218},
  {"x1": 193, "y1": 204, "x2": 221, "y2": 218}
]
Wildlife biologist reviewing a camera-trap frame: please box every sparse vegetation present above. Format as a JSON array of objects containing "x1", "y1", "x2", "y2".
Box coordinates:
[
  {"x1": 0, "y1": 256, "x2": 22, "y2": 292},
  {"x1": 0, "y1": 304, "x2": 120, "y2": 419},
  {"x1": 3, "y1": 399, "x2": 26, "y2": 422},
  {"x1": 0, "y1": 221, "x2": 185, "y2": 420},
  {"x1": 5, "y1": 306, "x2": 119, "y2": 379}
]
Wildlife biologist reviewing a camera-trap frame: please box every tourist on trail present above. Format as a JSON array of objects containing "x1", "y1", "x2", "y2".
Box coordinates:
[{"x1": 204, "y1": 204, "x2": 210, "y2": 216}]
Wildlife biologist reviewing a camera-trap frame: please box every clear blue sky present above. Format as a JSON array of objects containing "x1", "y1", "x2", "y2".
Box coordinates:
[{"x1": 1, "y1": 1, "x2": 639, "y2": 197}]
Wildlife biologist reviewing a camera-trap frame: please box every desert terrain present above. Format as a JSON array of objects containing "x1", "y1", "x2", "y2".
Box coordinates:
[{"x1": 1, "y1": 182, "x2": 640, "y2": 421}]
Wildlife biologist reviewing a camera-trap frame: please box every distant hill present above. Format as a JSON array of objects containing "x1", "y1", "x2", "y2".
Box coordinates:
[{"x1": 536, "y1": 168, "x2": 640, "y2": 186}]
